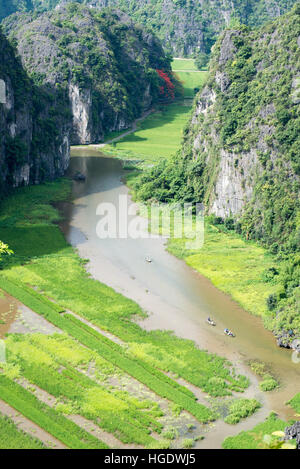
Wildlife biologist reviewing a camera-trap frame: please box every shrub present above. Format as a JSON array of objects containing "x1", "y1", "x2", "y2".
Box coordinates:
[
  {"x1": 260, "y1": 375, "x2": 278, "y2": 392},
  {"x1": 267, "y1": 294, "x2": 277, "y2": 311},
  {"x1": 162, "y1": 427, "x2": 179, "y2": 440},
  {"x1": 182, "y1": 438, "x2": 194, "y2": 449},
  {"x1": 224, "y1": 399, "x2": 261, "y2": 424}
]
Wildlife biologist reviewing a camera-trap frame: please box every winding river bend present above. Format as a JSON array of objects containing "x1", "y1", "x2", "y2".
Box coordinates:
[{"x1": 59, "y1": 149, "x2": 300, "y2": 448}]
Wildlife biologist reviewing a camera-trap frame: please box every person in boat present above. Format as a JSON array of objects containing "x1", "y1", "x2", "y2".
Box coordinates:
[{"x1": 207, "y1": 317, "x2": 216, "y2": 326}]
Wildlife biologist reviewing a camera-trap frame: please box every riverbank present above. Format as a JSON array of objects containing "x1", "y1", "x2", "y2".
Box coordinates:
[
  {"x1": 167, "y1": 225, "x2": 282, "y2": 321},
  {"x1": 125, "y1": 174, "x2": 284, "y2": 325},
  {"x1": 59, "y1": 153, "x2": 300, "y2": 434},
  {"x1": 0, "y1": 176, "x2": 274, "y2": 449},
  {"x1": 1, "y1": 53, "x2": 298, "y2": 449}
]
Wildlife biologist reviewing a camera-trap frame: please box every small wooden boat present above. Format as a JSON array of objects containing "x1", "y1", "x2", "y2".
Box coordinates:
[
  {"x1": 73, "y1": 172, "x2": 86, "y2": 181},
  {"x1": 224, "y1": 329, "x2": 235, "y2": 337},
  {"x1": 206, "y1": 318, "x2": 216, "y2": 326}
]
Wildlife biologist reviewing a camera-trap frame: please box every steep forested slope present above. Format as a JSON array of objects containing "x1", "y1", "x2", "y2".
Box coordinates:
[
  {"x1": 81, "y1": 0, "x2": 298, "y2": 56},
  {"x1": 1, "y1": 3, "x2": 174, "y2": 191},
  {"x1": 2, "y1": 4, "x2": 173, "y2": 144},
  {"x1": 0, "y1": 28, "x2": 70, "y2": 192},
  {"x1": 0, "y1": 1, "x2": 33, "y2": 22},
  {"x1": 1, "y1": 1, "x2": 297, "y2": 56},
  {"x1": 135, "y1": 5, "x2": 300, "y2": 343}
]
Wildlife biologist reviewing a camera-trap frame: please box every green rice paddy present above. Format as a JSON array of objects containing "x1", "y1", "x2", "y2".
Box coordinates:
[
  {"x1": 0, "y1": 179, "x2": 255, "y2": 449},
  {"x1": 102, "y1": 58, "x2": 208, "y2": 162}
]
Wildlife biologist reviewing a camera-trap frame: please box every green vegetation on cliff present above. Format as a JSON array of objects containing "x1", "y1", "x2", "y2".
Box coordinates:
[
  {"x1": 3, "y1": 3, "x2": 177, "y2": 144},
  {"x1": 0, "y1": 27, "x2": 71, "y2": 192},
  {"x1": 1, "y1": 0, "x2": 298, "y2": 60},
  {"x1": 1, "y1": 1, "x2": 297, "y2": 57},
  {"x1": 0, "y1": 0, "x2": 33, "y2": 22},
  {"x1": 1, "y1": 2, "x2": 181, "y2": 195},
  {"x1": 133, "y1": 6, "x2": 300, "y2": 341}
]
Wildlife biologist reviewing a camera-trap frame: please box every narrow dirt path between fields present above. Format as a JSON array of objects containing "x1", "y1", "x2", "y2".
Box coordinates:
[
  {"x1": 17, "y1": 377, "x2": 141, "y2": 449},
  {"x1": 63, "y1": 309, "x2": 125, "y2": 346},
  {"x1": 0, "y1": 400, "x2": 66, "y2": 449}
]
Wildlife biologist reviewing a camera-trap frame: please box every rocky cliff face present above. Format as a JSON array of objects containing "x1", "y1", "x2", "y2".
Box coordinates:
[
  {"x1": 34, "y1": 0, "x2": 300, "y2": 57},
  {"x1": 134, "y1": 6, "x2": 300, "y2": 344},
  {"x1": 136, "y1": 5, "x2": 300, "y2": 252},
  {"x1": 3, "y1": 4, "x2": 172, "y2": 145},
  {"x1": 2, "y1": 1, "x2": 297, "y2": 56},
  {"x1": 285, "y1": 421, "x2": 300, "y2": 449},
  {"x1": 184, "y1": 10, "x2": 300, "y2": 232},
  {"x1": 0, "y1": 29, "x2": 70, "y2": 192},
  {"x1": 0, "y1": 0, "x2": 33, "y2": 22}
]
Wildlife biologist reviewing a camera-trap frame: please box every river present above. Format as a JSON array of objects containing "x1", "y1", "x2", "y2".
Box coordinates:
[{"x1": 59, "y1": 148, "x2": 300, "y2": 448}]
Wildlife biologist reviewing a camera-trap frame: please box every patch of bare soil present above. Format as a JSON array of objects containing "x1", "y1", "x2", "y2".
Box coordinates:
[
  {"x1": 8, "y1": 303, "x2": 61, "y2": 335},
  {"x1": 68, "y1": 415, "x2": 142, "y2": 449},
  {"x1": 0, "y1": 292, "x2": 18, "y2": 339}
]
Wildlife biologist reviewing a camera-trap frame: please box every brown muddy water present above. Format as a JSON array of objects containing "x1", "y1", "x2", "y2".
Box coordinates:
[{"x1": 59, "y1": 149, "x2": 299, "y2": 448}]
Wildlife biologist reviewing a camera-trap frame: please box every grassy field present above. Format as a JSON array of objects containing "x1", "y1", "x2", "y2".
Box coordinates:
[
  {"x1": 103, "y1": 103, "x2": 191, "y2": 162},
  {"x1": 101, "y1": 58, "x2": 208, "y2": 162},
  {"x1": 288, "y1": 393, "x2": 300, "y2": 414},
  {"x1": 222, "y1": 413, "x2": 287, "y2": 449},
  {"x1": 172, "y1": 58, "x2": 208, "y2": 98},
  {"x1": 2, "y1": 333, "x2": 163, "y2": 446},
  {"x1": 174, "y1": 71, "x2": 207, "y2": 98},
  {"x1": 0, "y1": 180, "x2": 259, "y2": 449},
  {"x1": 0, "y1": 374, "x2": 108, "y2": 449},
  {"x1": 167, "y1": 223, "x2": 282, "y2": 319},
  {"x1": 172, "y1": 59, "x2": 198, "y2": 71},
  {"x1": 0, "y1": 414, "x2": 46, "y2": 449}
]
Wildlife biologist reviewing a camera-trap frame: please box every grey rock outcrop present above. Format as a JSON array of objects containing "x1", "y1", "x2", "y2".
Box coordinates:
[
  {"x1": 182, "y1": 10, "x2": 299, "y2": 220},
  {"x1": 0, "y1": 30, "x2": 70, "y2": 192},
  {"x1": 49, "y1": 0, "x2": 297, "y2": 57},
  {"x1": 3, "y1": 5, "x2": 171, "y2": 145},
  {"x1": 285, "y1": 422, "x2": 300, "y2": 449}
]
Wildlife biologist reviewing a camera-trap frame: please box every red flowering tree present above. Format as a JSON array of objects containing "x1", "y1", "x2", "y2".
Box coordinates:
[{"x1": 156, "y1": 69, "x2": 175, "y2": 102}]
